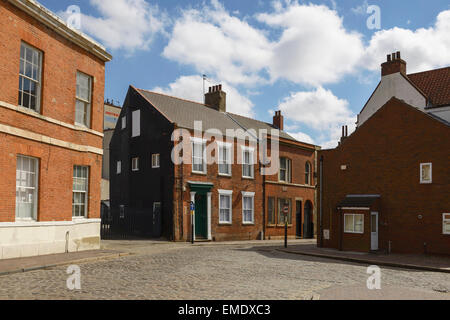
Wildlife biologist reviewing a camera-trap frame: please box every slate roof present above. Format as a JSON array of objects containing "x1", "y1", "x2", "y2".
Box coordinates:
[
  {"x1": 136, "y1": 88, "x2": 299, "y2": 143},
  {"x1": 407, "y1": 66, "x2": 450, "y2": 107},
  {"x1": 337, "y1": 195, "x2": 380, "y2": 208}
]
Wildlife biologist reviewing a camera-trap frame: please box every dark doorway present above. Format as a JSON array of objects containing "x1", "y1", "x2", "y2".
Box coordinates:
[
  {"x1": 195, "y1": 193, "x2": 208, "y2": 239},
  {"x1": 152, "y1": 202, "x2": 162, "y2": 238},
  {"x1": 304, "y1": 201, "x2": 314, "y2": 239},
  {"x1": 296, "y1": 200, "x2": 302, "y2": 238}
]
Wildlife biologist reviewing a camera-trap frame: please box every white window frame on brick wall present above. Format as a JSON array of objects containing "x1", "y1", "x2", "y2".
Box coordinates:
[
  {"x1": 152, "y1": 154, "x2": 160, "y2": 168},
  {"x1": 116, "y1": 161, "x2": 122, "y2": 174},
  {"x1": 242, "y1": 191, "x2": 255, "y2": 224},
  {"x1": 218, "y1": 141, "x2": 232, "y2": 176},
  {"x1": 132, "y1": 157, "x2": 139, "y2": 171},
  {"x1": 75, "y1": 71, "x2": 92, "y2": 128},
  {"x1": 19, "y1": 42, "x2": 42, "y2": 113},
  {"x1": 132, "y1": 110, "x2": 141, "y2": 137},
  {"x1": 121, "y1": 116, "x2": 126, "y2": 130},
  {"x1": 443, "y1": 213, "x2": 450, "y2": 235},
  {"x1": 192, "y1": 137, "x2": 207, "y2": 174},
  {"x1": 16, "y1": 155, "x2": 39, "y2": 221},
  {"x1": 72, "y1": 165, "x2": 89, "y2": 218},
  {"x1": 241, "y1": 146, "x2": 255, "y2": 179},
  {"x1": 420, "y1": 163, "x2": 432, "y2": 184},
  {"x1": 279, "y1": 157, "x2": 292, "y2": 183},
  {"x1": 344, "y1": 214, "x2": 364, "y2": 234},
  {"x1": 218, "y1": 190, "x2": 233, "y2": 224}
]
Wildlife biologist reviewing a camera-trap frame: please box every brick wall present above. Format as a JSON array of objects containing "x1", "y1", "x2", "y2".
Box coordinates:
[
  {"x1": 318, "y1": 98, "x2": 450, "y2": 254},
  {"x1": 0, "y1": 1, "x2": 106, "y2": 223},
  {"x1": 264, "y1": 141, "x2": 316, "y2": 239}
]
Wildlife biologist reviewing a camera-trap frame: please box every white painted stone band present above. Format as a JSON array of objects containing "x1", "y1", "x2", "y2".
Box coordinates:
[{"x1": 0, "y1": 123, "x2": 103, "y2": 155}]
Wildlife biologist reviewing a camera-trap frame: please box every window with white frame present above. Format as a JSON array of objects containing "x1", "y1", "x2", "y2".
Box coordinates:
[
  {"x1": 420, "y1": 163, "x2": 432, "y2": 184},
  {"x1": 279, "y1": 157, "x2": 291, "y2": 183},
  {"x1": 219, "y1": 190, "x2": 233, "y2": 224},
  {"x1": 344, "y1": 214, "x2": 364, "y2": 234},
  {"x1": 16, "y1": 155, "x2": 39, "y2": 220},
  {"x1": 132, "y1": 157, "x2": 139, "y2": 171},
  {"x1": 132, "y1": 110, "x2": 140, "y2": 137},
  {"x1": 19, "y1": 42, "x2": 42, "y2": 112},
  {"x1": 72, "y1": 166, "x2": 89, "y2": 218},
  {"x1": 116, "y1": 161, "x2": 122, "y2": 174},
  {"x1": 443, "y1": 214, "x2": 450, "y2": 235},
  {"x1": 242, "y1": 147, "x2": 254, "y2": 178},
  {"x1": 121, "y1": 116, "x2": 126, "y2": 130},
  {"x1": 152, "y1": 154, "x2": 160, "y2": 168},
  {"x1": 75, "y1": 71, "x2": 92, "y2": 127},
  {"x1": 305, "y1": 161, "x2": 312, "y2": 185},
  {"x1": 242, "y1": 192, "x2": 255, "y2": 224},
  {"x1": 192, "y1": 139, "x2": 206, "y2": 173},
  {"x1": 218, "y1": 142, "x2": 232, "y2": 176}
]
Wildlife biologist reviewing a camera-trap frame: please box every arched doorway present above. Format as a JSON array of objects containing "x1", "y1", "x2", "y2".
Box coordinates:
[{"x1": 304, "y1": 201, "x2": 314, "y2": 239}]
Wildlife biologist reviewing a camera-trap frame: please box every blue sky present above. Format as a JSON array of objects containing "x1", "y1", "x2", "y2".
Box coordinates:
[{"x1": 42, "y1": 0, "x2": 450, "y2": 148}]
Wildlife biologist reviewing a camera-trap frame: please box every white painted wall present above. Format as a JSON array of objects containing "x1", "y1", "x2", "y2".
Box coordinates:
[
  {"x1": 358, "y1": 73, "x2": 427, "y2": 127},
  {"x1": 429, "y1": 106, "x2": 450, "y2": 123},
  {"x1": 0, "y1": 219, "x2": 100, "y2": 259}
]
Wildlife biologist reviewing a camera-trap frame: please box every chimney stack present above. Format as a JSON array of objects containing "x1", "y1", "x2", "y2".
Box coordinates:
[
  {"x1": 273, "y1": 111, "x2": 284, "y2": 131},
  {"x1": 340, "y1": 125, "x2": 349, "y2": 144},
  {"x1": 205, "y1": 84, "x2": 226, "y2": 112},
  {"x1": 381, "y1": 51, "x2": 406, "y2": 77}
]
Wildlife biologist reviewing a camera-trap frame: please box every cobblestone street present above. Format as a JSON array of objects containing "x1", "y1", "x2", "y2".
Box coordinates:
[{"x1": 0, "y1": 241, "x2": 449, "y2": 300}]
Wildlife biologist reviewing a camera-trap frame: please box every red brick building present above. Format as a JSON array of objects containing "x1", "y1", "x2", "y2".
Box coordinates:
[
  {"x1": 0, "y1": 0, "x2": 111, "y2": 258},
  {"x1": 109, "y1": 85, "x2": 318, "y2": 241},
  {"x1": 317, "y1": 56, "x2": 450, "y2": 255}
]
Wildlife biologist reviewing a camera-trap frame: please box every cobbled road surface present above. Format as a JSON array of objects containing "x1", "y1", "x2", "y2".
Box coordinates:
[{"x1": 0, "y1": 241, "x2": 448, "y2": 300}]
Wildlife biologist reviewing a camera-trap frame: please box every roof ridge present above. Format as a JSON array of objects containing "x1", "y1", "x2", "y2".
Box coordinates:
[
  {"x1": 135, "y1": 88, "x2": 210, "y2": 108},
  {"x1": 407, "y1": 65, "x2": 450, "y2": 77}
]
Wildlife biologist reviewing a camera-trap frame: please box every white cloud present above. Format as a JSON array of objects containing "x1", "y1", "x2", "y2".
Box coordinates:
[
  {"x1": 164, "y1": 1, "x2": 365, "y2": 87},
  {"x1": 163, "y1": 0, "x2": 271, "y2": 85},
  {"x1": 362, "y1": 10, "x2": 450, "y2": 73},
  {"x1": 68, "y1": 0, "x2": 167, "y2": 52},
  {"x1": 287, "y1": 131, "x2": 315, "y2": 145},
  {"x1": 277, "y1": 87, "x2": 356, "y2": 148},
  {"x1": 350, "y1": 0, "x2": 369, "y2": 15},
  {"x1": 257, "y1": 3, "x2": 364, "y2": 86},
  {"x1": 152, "y1": 75, "x2": 254, "y2": 117}
]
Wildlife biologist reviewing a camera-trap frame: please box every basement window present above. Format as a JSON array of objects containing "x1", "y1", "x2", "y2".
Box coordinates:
[{"x1": 420, "y1": 163, "x2": 432, "y2": 184}]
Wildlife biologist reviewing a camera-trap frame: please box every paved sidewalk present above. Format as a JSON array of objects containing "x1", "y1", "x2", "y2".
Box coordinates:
[
  {"x1": 0, "y1": 250, "x2": 129, "y2": 276},
  {"x1": 279, "y1": 244, "x2": 450, "y2": 274}
]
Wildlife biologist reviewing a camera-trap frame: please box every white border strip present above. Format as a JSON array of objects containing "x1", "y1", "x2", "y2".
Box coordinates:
[{"x1": 0, "y1": 123, "x2": 103, "y2": 155}]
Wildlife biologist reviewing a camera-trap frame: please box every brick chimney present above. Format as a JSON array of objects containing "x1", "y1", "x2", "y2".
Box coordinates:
[
  {"x1": 381, "y1": 51, "x2": 406, "y2": 77},
  {"x1": 205, "y1": 85, "x2": 226, "y2": 112},
  {"x1": 273, "y1": 111, "x2": 284, "y2": 130}
]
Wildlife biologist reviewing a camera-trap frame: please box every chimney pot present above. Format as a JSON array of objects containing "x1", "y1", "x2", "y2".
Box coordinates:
[
  {"x1": 273, "y1": 110, "x2": 284, "y2": 131},
  {"x1": 381, "y1": 51, "x2": 406, "y2": 77},
  {"x1": 205, "y1": 84, "x2": 226, "y2": 113}
]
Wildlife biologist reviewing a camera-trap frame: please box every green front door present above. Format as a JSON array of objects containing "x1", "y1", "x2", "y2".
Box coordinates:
[{"x1": 195, "y1": 193, "x2": 207, "y2": 238}]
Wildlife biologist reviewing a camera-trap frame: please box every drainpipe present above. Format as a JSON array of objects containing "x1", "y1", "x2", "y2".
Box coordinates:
[
  {"x1": 262, "y1": 160, "x2": 266, "y2": 240},
  {"x1": 319, "y1": 155, "x2": 324, "y2": 248}
]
